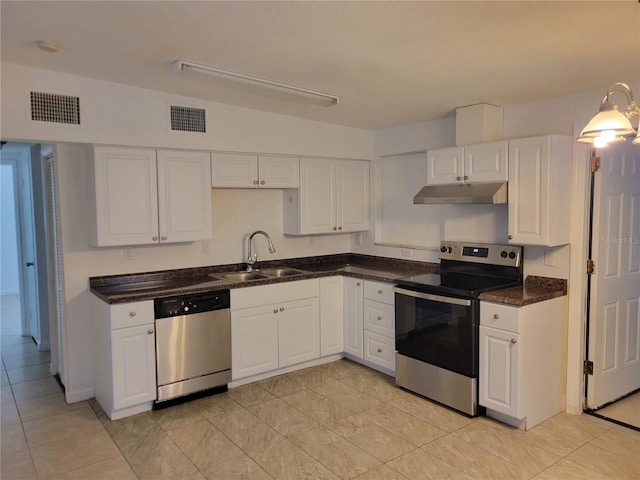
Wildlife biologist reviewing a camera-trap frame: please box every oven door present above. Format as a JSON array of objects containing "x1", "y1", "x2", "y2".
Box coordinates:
[{"x1": 394, "y1": 287, "x2": 477, "y2": 377}]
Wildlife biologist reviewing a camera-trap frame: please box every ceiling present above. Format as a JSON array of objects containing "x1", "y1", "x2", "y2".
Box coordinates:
[{"x1": 2, "y1": 1, "x2": 639, "y2": 130}]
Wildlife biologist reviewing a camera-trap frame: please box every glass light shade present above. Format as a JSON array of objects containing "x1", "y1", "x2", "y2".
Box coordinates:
[
  {"x1": 579, "y1": 101, "x2": 635, "y2": 139},
  {"x1": 633, "y1": 130, "x2": 640, "y2": 145}
]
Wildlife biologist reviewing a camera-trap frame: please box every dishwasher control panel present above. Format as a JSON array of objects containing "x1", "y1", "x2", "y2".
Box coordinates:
[{"x1": 154, "y1": 290, "x2": 230, "y2": 318}]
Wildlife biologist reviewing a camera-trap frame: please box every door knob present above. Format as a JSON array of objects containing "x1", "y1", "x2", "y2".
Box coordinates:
[{"x1": 26, "y1": 262, "x2": 34, "y2": 267}]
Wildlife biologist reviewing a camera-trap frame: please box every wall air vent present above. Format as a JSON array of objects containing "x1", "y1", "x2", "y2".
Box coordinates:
[
  {"x1": 170, "y1": 105, "x2": 206, "y2": 133},
  {"x1": 30, "y1": 91, "x2": 81, "y2": 125}
]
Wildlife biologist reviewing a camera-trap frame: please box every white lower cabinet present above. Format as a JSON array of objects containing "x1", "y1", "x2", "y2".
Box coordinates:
[
  {"x1": 93, "y1": 299, "x2": 156, "y2": 420},
  {"x1": 230, "y1": 279, "x2": 320, "y2": 380},
  {"x1": 479, "y1": 297, "x2": 566, "y2": 430},
  {"x1": 319, "y1": 276, "x2": 344, "y2": 356},
  {"x1": 343, "y1": 277, "x2": 364, "y2": 358}
]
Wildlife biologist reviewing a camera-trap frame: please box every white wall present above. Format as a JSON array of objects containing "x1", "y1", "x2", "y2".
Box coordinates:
[
  {"x1": 1, "y1": 62, "x2": 373, "y2": 401},
  {"x1": 0, "y1": 163, "x2": 20, "y2": 295}
]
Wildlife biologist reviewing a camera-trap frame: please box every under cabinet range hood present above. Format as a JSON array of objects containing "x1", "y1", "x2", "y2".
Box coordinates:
[{"x1": 413, "y1": 182, "x2": 508, "y2": 205}]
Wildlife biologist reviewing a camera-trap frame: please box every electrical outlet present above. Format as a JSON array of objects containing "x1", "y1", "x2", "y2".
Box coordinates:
[
  {"x1": 201, "y1": 240, "x2": 210, "y2": 254},
  {"x1": 124, "y1": 246, "x2": 134, "y2": 261},
  {"x1": 402, "y1": 248, "x2": 413, "y2": 257}
]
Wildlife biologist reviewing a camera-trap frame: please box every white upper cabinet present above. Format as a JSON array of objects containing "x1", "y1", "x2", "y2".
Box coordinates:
[
  {"x1": 283, "y1": 158, "x2": 369, "y2": 234},
  {"x1": 91, "y1": 146, "x2": 211, "y2": 246},
  {"x1": 507, "y1": 135, "x2": 572, "y2": 246},
  {"x1": 211, "y1": 153, "x2": 299, "y2": 188},
  {"x1": 426, "y1": 141, "x2": 508, "y2": 185}
]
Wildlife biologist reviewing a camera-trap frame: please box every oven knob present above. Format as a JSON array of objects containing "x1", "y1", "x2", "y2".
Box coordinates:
[
  {"x1": 509, "y1": 252, "x2": 516, "y2": 259},
  {"x1": 183, "y1": 306, "x2": 189, "y2": 312},
  {"x1": 501, "y1": 251, "x2": 508, "y2": 258},
  {"x1": 440, "y1": 246, "x2": 447, "y2": 253},
  {"x1": 447, "y1": 247, "x2": 453, "y2": 253}
]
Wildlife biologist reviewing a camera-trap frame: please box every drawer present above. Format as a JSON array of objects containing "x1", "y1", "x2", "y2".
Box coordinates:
[
  {"x1": 110, "y1": 300, "x2": 154, "y2": 329},
  {"x1": 363, "y1": 331, "x2": 395, "y2": 372},
  {"x1": 364, "y1": 280, "x2": 394, "y2": 304},
  {"x1": 480, "y1": 301, "x2": 521, "y2": 333},
  {"x1": 364, "y1": 300, "x2": 394, "y2": 337}
]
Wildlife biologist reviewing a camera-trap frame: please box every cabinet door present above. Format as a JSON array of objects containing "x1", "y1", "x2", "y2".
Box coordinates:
[
  {"x1": 336, "y1": 160, "x2": 369, "y2": 232},
  {"x1": 319, "y1": 276, "x2": 344, "y2": 356},
  {"x1": 111, "y1": 324, "x2": 156, "y2": 410},
  {"x1": 343, "y1": 277, "x2": 364, "y2": 358},
  {"x1": 278, "y1": 298, "x2": 320, "y2": 367},
  {"x1": 157, "y1": 150, "x2": 212, "y2": 243},
  {"x1": 92, "y1": 146, "x2": 158, "y2": 246},
  {"x1": 258, "y1": 156, "x2": 299, "y2": 188},
  {"x1": 211, "y1": 153, "x2": 258, "y2": 188},
  {"x1": 231, "y1": 306, "x2": 279, "y2": 379},
  {"x1": 426, "y1": 147, "x2": 464, "y2": 185},
  {"x1": 464, "y1": 141, "x2": 508, "y2": 183},
  {"x1": 298, "y1": 158, "x2": 336, "y2": 234},
  {"x1": 479, "y1": 325, "x2": 520, "y2": 418}
]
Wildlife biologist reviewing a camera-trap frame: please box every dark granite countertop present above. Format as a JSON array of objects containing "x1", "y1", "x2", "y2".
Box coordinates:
[
  {"x1": 478, "y1": 275, "x2": 567, "y2": 307},
  {"x1": 90, "y1": 254, "x2": 438, "y2": 304}
]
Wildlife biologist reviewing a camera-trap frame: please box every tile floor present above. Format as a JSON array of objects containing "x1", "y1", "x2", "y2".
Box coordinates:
[{"x1": 2, "y1": 295, "x2": 640, "y2": 479}]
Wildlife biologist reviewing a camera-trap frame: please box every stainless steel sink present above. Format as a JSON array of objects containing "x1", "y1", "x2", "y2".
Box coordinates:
[
  {"x1": 260, "y1": 267, "x2": 308, "y2": 278},
  {"x1": 213, "y1": 271, "x2": 270, "y2": 282}
]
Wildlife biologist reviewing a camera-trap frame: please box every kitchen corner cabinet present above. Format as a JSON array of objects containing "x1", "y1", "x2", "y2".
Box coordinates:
[
  {"x1": 479, "y1": 297, "x2": 566, "y2": 430},
  {"x1": 507, "y1": 135, "x2": 572, "y2": 246},
  {"x1": 92, "y1": 298, "x2": 156, "y2": 420},
  {"x1": 230, "y1": 279, "x2": 320, "y2": 380},
  {"x1": 91, "y1": 146, "x2": 212, "y2": 246},
  {"x1": 320, "y1": 276, "x2": 344, "y2": 356},
  {"x1": 343, "y1": 277, "x2": 364, "y2": 359},
  {"x1": 426, "y1": 141, "x2": 508, "y2": 185},
  {"x1": 283, "y1": 158, "x2": 369, "y2": 235},
  {"x1": 211, "y1": 153, "x2": 299, "y2": 188}
]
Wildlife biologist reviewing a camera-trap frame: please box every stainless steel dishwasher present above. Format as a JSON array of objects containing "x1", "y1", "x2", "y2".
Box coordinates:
[{"x1": 154, "y1": 290, "x2": 231, "y2": 403}]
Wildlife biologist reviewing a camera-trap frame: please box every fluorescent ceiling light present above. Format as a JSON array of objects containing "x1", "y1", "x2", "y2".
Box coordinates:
[
  {"x1": 577, "y1": 82, "x2": 640, "y2": 147},
  {"x1": 174, "y1": 59, "x2": 339, "y2": 107}
]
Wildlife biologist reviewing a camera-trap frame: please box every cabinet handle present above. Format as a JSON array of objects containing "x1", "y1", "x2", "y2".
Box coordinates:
[
  {"x1": 511, "y1": 338, "x2": 517, "y2": 344},
  {"x1": 152, "y1": 236, "x2": 159, "y2": 241},
  {"x1": 378, "y1": 289, "x2": 383, "y2": 294},
  {"x1": 161, "y1": 236, "x2": 167, "y2": 241},
  {"x1": 338, "y1": 226, "x2": 342, "y2": 230},
  {"x1": 279, "y1": 307, "x2": 284, "y2": 312},
  {"x1": 273, "y1": 308, "x2": 278, "y2": 314},
  {"x1": 508, "y1": 235, "x2": 513, "y2": 240},
  {"x1": 356, "y1": 282, "x2": 361, "y2": 286},
  {"x1": 377, "y1": 316, "x2": 382, "y2": 321},
  {"x1": 253, "y1": 180, "x2": 259, "y2": 185},
  {"x1": 456, "y1": 176, "x2": 462, "y2": 181},
  {"x1": 464, "y1": 175, "x2": 469, "y2": 180},
  {"x1": 377, "y1": 348, "x2": 383, "y2": 353},
  {"x1": 147, "y1": 329, "x2": 154, "y2": 335},
  {"x1": 493, "y1": 314, "x2": 499, "y2": 320},
  {"x1": 260, "y1": 180, "x2": 265, "y2": 185},
  {"x1": 129, "y1": 311, "x2": 137, "y2": 317},
  {"x1": 333, "y1": 226, "x2": 337, "y2": 231}
]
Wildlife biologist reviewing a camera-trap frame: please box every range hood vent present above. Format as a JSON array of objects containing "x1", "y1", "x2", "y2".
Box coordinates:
[{"x1": 413, "y1": 182, "x2": 508, "y2": 205}]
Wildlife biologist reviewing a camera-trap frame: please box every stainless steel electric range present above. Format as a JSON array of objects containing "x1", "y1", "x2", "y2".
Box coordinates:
[{"x1": 394, "y1": 240, "x2": 523, "y2": 416}]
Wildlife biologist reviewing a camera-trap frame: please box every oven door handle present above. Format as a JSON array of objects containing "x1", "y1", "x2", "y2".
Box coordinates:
[{"x1": 393, "y1": 287, "x2": 472, "y2": 306}]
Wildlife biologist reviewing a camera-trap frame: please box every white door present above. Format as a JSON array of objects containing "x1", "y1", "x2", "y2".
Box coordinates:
[{"x1": 587, "y1": 142, "x2": 640, "y2": 409}]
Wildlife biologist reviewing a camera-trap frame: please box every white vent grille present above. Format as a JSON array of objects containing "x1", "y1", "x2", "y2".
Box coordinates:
[
  {"x1": 170, "y1": 105, "x2": 206, "y2": 133},
  {"x1": 30, "y1": 91, "x2": 81, "y2": 125}
]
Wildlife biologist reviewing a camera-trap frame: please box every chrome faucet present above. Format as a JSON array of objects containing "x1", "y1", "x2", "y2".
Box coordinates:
[{"x1": 246, "y1": 230, "x2": 276, "y2": 271}]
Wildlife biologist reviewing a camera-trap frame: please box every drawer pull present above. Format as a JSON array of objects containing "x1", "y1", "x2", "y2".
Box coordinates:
[
  {"x1": 493, "y1": 314, "x2": 499, "y2": 320},
  {"x1": 377, "y1": 348, "x2": 382, "y2": 353},
  {"x1": 129, "y1": 311, "x2": 137, "y2": 317},
  {"x1": 273, "y1": 308, "x2": 278, "y2": 314},
  {"x1": 152, "y1": 236, "x2": 159, "y2": 241},
  {"x1": 378, "y1": 289, "x2": 383, "y2": 294},
  {"x1": 147, "y1": 329, "x2": 154, "y2": 335},
  {"x1": 377, "y1": 316, "x2": 382, "y2": 321},
  {"x1": 279, "y1": 307, "x2": 284, "y2": 312},
  {"x1": 511, "y1": 338, "x2": 517, "y2": 344}
]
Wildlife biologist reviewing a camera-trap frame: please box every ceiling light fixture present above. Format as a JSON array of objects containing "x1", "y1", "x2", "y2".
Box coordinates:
[
  {"x1": 577, "y1": 82, "x2": 640, "y2": 147},
  {"x1": 36, "y1": 40, "x2": 60, "y2": 53},
  {"x1": 173, "y1": 60, "x2": 339, "y2": 107}
]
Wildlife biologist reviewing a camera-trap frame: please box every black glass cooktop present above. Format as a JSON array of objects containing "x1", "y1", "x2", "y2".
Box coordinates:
[{"x1": 395, "y1": 272, "x2": 521, "y2": 298}]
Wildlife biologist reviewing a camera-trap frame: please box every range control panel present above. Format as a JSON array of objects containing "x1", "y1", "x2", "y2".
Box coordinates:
[
  {"x1": 439, "y1": 241, "x2": 522, "y2": 267},
  {"x1": 154, "y1": 290, "x2": 230, "y2": 319}
]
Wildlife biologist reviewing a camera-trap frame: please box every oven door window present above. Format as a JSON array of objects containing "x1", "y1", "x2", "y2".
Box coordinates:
[{"x1": 395, "y1": 290, "x2": 477, "y2": 377}]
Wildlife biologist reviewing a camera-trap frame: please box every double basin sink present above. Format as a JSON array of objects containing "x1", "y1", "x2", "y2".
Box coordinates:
[{"x1": 211, "y1": 267, "x2": 308, "y2": 283}]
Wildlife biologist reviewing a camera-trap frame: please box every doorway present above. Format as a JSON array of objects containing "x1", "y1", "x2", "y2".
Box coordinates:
[
  {"x1": 585, "y1": 141, "x2": 640, "y2": 431},
  {"x1": 0, "y1": 142, "x2": 62, "y2": 380}
]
